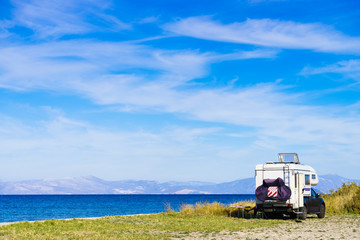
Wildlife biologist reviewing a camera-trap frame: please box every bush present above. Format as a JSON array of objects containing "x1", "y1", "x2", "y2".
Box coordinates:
[
  {"x1": 179, "y1": 201, "x2": 228, "y2": 216},
  {"x1": 322, "y1": 181, "x2": 360, "y2": 214},
  {"x1": 178, "y1": 200, "x2": 255, "y2": 218}
]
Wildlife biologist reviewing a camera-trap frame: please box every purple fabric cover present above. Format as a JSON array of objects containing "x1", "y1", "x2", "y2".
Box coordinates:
[{"x1": 255, "y1": 177, "x2": 291, "y2": 202}]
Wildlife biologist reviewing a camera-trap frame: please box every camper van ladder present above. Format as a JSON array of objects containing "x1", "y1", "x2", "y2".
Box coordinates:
[{"x1": 283, "y1": 165, "x2": 290, "y2": 186}]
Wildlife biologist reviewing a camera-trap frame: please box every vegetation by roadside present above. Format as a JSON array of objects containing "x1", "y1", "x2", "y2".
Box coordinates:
[
  {"x1": 178, "y1": 200, "x2": 255, "y2": 218},
  {"x1": 322, "y1": 181, "x2": 360, "y2": 214}
]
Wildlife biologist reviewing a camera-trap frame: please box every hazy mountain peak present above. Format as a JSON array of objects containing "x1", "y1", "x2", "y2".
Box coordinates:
[{"x1": 0, "y1": 174, "x2": 357, "y2": 195}]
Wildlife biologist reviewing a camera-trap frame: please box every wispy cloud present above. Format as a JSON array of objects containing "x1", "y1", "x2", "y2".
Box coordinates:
[
  {"x1": 76, "y1": 76, "x2": 360, "y2": 177},
  {"x1": 10, "y1": 0, "x2": 130, "y2": 38},
  {"x1": 0, "y1": 20, "x2": 13, "y2": 39},
  {"x1": 301, "y1": 59, "x2": 360, "y2": 81},
  {"x1": 0, "y1": 39, "x2": 359, "y2": 162},
  {"x1": 163, "y1": 16, "x2": 360, "y2": 54},
  {"x1": 0, "y1": 110, "x2": 236, "y2": 181},
  {"x1": 1, "y1": 1, "x2": 360, "y2": 181},
  {"x1": 247, "y1": 0, "x2": 288, "y2": 3},
  {"x1": 137, "y1": 16, "x2": 160, "y2": 24},
  {"x1": 1, "y1": 81, "x2": 360, "y2": 180},
  {"x1": 0, "y1": 39, "x2": 276, "y2": 92}
]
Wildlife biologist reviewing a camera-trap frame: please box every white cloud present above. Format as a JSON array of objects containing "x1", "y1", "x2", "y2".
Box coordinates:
[
  {"x1": 163, "y1": 16, "x2": 360, "y2": 54},
  {"x1": 301, "y1": 59, "x2": 360, "y2": 81},
  {"x1": 137, "y1": 16, "x2": 159, "y2": 24},
  {"x1": 247, "y1": 0, "x2": 288, "y2": 3},
  {"x1": 10, "y1": 0, "x2": 130, "y2": 38},
  {"x1": 1, "y1": 89, "x2": 360, "y2": 181},
  {"x1": 0, "y1": 111, "x2": 242, "y2": 181},
  {"x1": 70, "y1": 72, "x2": 360, "y2": 179},
  {"x1": 0, "y1": 40, "x2": 359, "y2": 165},
  {"x1": 0, "y1": 39, "x2": 359, "y2": 179},
  {"x1": 0, "y1": 5, "x2": 359, "y2": 180},
  {"x1": 0, "y1": 20, "x2": 13, "y2": 39},
  {"x1": 0, "y1": 39, "x2": 276, "y2": 93}
]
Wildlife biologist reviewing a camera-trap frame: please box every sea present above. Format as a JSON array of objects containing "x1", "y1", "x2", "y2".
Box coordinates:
[{"x1": 0, "y1": 194, "x2": 255, "y2": 223}]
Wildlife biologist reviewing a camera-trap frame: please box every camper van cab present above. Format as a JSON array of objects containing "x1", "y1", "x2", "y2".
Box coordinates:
[{"x1": 255, "y1": 153, "x2": 325, "y2": 219}]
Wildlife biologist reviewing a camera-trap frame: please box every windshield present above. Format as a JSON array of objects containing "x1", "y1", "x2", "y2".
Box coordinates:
[{"x1": 278, "y1": 153, "x2": 299, "y2": 163}]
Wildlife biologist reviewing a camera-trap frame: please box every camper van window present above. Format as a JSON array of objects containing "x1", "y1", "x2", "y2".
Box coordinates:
[
  {"x1": 305, "y1": 174, "x2": 310, "y2": 185},
  {"x1": 312, "y1": 174, "x2": 316, "y2": 180}
]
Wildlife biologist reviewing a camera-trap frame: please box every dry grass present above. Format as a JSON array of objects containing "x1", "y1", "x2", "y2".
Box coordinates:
[
  {"x1": 179, "y1": 201, "x2": 228, "y2": 216},
  {"x1": 228, "y1": 201, "x2": 256, "y2": 208},
  {"x1": 322, "y1": 181, "x2": 360, "y2": 214},
  {"x1": 179, "y1": 200, "x2": 256, "y2": 218}
]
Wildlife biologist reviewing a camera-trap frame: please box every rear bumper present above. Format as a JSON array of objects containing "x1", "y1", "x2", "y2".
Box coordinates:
[{"x1": 257, "y1": 203, "x2": 296, "y2": 213}]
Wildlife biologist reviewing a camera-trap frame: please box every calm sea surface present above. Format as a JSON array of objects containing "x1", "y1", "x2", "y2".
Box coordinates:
[{"x1": 0, "y1": 194, "x2": 255, "y2": 223}]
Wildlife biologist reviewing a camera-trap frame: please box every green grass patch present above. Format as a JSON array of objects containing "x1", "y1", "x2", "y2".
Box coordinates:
[
  {"x1": 322, "y1": 181, "x2": 360, "y2": 214},
  {"x1": 0, "y1": 213, "x2": 283, "y2": 240}
]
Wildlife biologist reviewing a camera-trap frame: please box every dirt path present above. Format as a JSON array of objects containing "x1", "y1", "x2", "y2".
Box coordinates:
[{"x1": 177, "y1": 215, "x2": 360, "y2": 240}]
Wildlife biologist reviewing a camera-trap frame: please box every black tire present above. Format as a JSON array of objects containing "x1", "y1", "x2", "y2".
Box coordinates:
[
  {"x1": 317, "y1": 204, "x2": 325, "y2": 218},
  {"x1": 300, "y1": 206, "x2": 307, "y2": 220}
]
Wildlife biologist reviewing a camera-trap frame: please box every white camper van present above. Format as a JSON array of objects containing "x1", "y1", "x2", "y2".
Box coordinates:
[{"x1": 255, "y1": 153, "x2": 325, "y2": 219}]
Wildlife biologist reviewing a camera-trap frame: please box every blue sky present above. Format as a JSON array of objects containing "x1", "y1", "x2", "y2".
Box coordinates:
[{"x1": 0, "y1": 0, "x2": 360, "y2": 182}]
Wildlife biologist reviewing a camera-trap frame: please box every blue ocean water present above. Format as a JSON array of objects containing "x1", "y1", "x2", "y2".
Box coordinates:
[{"x1": 0, "y1": 194, "x2": 255, "y2": 223}]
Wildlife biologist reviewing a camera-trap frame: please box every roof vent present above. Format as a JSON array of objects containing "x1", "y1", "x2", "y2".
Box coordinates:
[{"x1": 278, "y1": 153, "x2": 300, "y2": 164}]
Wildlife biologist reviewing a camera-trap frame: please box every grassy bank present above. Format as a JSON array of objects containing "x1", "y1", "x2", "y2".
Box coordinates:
[
  {"x1": 0, "y1": 213, "x2": 282, "y2": 240},
  {"x1": 322, "y1": 181, "x2": 360, "y2": 214}
]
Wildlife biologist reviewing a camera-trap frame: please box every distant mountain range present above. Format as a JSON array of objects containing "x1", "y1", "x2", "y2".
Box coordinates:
[{"x1": 0, "y1": 174, "x2": 358, "y2": 195}]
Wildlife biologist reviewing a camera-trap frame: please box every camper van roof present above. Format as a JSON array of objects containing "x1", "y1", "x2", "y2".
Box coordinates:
[{"x1": 278, "y1": 153, "x2": 299, "y2": 164}]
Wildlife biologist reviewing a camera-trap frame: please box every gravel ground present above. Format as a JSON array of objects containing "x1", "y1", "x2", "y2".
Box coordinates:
[{"x1": 175, "y1": 215, "x2": 360, "y2": 240}]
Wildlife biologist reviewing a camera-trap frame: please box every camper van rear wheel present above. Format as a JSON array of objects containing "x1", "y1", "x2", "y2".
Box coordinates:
[
  {"x1": 300, "y1": 206, "x2": 307, "y2": 220},
  {"x1": 317, "y1": 204, "x2": 325, "y2": 218}
]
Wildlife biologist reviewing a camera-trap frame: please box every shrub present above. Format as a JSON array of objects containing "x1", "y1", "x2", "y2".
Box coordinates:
[
  {"x1": 228, "y1": 201, "x2": 256, "y2": 218},
  {"x1": 322, "y1": 181, "x2": 360, "y2": 214},
  {"x1": 178, "y1": 200, "x2": 255, "y2": 218},
  {"x1": 179, "y1": 203, "x2": 195, "y2": 215},
  {"x1": 179, "y1": 201, "x2": 228, "y2": 216}
]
